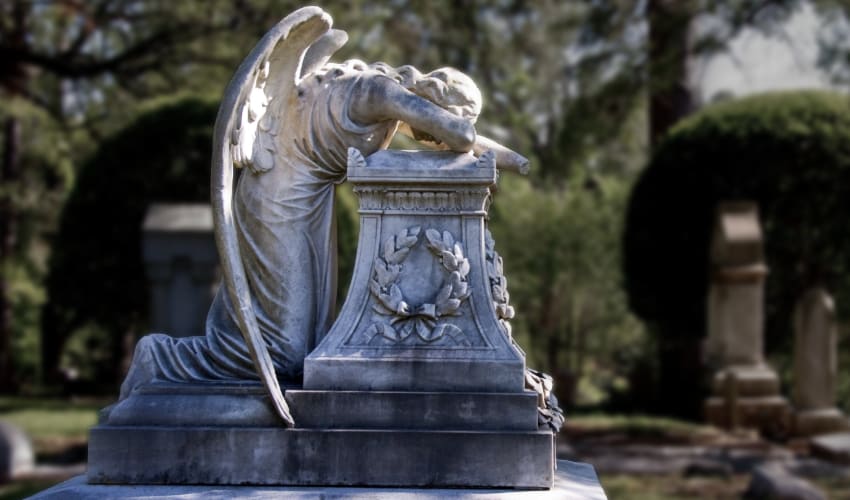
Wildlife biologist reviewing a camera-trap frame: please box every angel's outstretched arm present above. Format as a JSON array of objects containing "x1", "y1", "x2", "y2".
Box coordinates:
[
  {"x1": 396, "y1": 122, "x2": 529, "y2": 175},
  {"x1": 472, "y1": 134, "x2": 529, "y2": 175},
  {"x1": 350, "y1": 75, "x2": 476, "y2": 153}
]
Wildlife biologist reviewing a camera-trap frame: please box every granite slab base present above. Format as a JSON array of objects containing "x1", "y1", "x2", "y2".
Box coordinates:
[
  {"x1": 31, "y1": 460, "x2": 606, "y2": 499},
  {"x1": 90, "y1": 384, "x2": 553, "y2": 488},
  {"x1": 88, "y1": 425, "x2": 553, "y2": 488},
  {"x1": 106, "y1": 383, "x2": 540, "y2": 431}
]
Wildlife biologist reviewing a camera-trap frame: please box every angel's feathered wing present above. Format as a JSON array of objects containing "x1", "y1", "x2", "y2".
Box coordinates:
[{"x1": 210, "y1": 7, "x2": 343, "y2": 426}]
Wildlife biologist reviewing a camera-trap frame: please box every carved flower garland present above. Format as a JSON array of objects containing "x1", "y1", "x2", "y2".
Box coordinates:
[
  {"x1": 367, "y1": 226, "x2": 471, "y2": 344},
  {"x1": 485, "y1": 229, "x2": 515, "y2": 337}
]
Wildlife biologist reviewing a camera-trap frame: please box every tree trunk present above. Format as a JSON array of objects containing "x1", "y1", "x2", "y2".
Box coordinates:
[
  {"x1": 0, "y1": 117, "x2": 20, "y2": 393},
  {"x1": 648, "y1": 0, "x2": 696, "y2": 148},
  {"x1": 0, "y1": 1, "x2": 29, "y2": 392},
  {"x1": 647, "y1": 0, "x2": 705, "y2": 418}
]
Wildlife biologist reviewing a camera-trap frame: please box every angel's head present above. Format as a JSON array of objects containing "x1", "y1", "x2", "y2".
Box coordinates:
[
  {"x1": 369, "y1": 63, "x2": 482, "y2": 124},
  {"x1": 407, "y1": 67, "x2": 482, "y2": 124}
]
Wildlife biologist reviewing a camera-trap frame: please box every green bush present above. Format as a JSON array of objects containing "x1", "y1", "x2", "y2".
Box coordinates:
[
  {"x1": 490, "y1": 173, "x2": 648, "y2": 407},
  {"x1": 623, "y1": 90, "x2": 850, "y2": 413},
  {"x1": 41, "y1": 97, "x2": 217, "y2": 386}
]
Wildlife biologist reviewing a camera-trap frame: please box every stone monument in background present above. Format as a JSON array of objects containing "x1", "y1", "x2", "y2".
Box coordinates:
[
  {"x1": 32, "y1": 6, "x2": 603, "y2": 498},
  {"x1": 792, "y1": 287, "x2": 850, "y2": 436},
  {"x1": 142, "y1": 203, "x2": 219, "y2": 338},
  {"x1": 704, "y1": 201, "x2": 789, "y2": 433}
]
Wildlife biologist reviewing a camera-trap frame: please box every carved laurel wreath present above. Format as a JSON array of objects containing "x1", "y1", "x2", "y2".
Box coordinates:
[{"x1": 367, "y1": 226, "x2": 471, "y2": 344}]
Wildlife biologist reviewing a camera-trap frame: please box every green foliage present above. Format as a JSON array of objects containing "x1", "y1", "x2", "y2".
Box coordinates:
[
  {"x1": 624, "y1": 90, "x2": 850, "y2": 355},
  {"x1": 0, "y1": 480, "x2": 58, "y2": 500},
  {"x1": 490, "y1": 171, "x2": 647, "y2": 406},
  {"x1": 42, "y1": 96, "x2": 217, "y2": 384},
  {"x1": 0, "y1": 98, "x2": 75, "y2": 386},
  {"x1": 0, "y1": 396, "x2": 101, "y2": 442}
]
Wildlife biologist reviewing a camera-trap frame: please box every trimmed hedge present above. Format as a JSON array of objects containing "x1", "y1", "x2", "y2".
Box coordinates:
[
  {"x1": 41, "y1": 97, "x2": 217, "y2": 382},
  {"x1": 624, "y1": 90, "x2": 850, "y2": 352}
]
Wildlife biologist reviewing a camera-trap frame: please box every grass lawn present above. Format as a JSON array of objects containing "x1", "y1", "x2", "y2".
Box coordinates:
[
  {"x1": 600, "y1": 473, "x2": 751, "y2": 500},
  {"x1": 0, "y1": 396, "x2": 107, "y2": 458},
  {"x1": 564, "y1": 413, "x2": 730, "y2": 444},
  {"x1": 0, "y1": 480, "x2": 58, "y2": 500}
]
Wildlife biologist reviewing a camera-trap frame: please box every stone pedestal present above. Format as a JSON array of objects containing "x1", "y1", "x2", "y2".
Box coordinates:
[
  {"x1": 87, "y1": 151, "x2": 557, "y2": 490},
  {"x1": 703, "y1": 202, "x2": 788, "y2": 433},
  {"x1": 142, "y1": 204, "x2": 219, "y2": 338},
  {"x1": 304, "y1": 150, "x2": 525, "y2": 393},
  {"x1": 791, "y1": 288, "x2": 850, "y2": 436}
]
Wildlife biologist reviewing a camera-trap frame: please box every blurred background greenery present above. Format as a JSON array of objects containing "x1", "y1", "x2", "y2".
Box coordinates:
[{"x1": 2, "y1": 0, "x2": 850, "y2": 498}]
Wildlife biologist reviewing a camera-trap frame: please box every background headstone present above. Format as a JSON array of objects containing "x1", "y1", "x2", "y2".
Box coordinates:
[
  {"x1": 142, "y1": 203, "x2": 219, "y2": 338},
  {"x1": 792, "y1": 287, "x2": 850, "y2": 436},
  {"x1": 0, "y1": 421, "x2": 34, "y2": 483},
  {"x1": 703, "y1": 201, "x2": 789, "y2": 433}
]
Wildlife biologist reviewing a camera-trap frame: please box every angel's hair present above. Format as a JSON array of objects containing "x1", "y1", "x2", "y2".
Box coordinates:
[{"x1": 368, "y1": 63, "x2": 482, "y2": 124}]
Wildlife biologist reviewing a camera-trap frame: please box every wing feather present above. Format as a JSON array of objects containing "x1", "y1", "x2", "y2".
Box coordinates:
[{"x1": 211, "y1": 7, "x2": 336, "y2": 426}]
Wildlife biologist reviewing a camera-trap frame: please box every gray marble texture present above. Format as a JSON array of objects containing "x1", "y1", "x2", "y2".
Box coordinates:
[{"x1": 31, "y1": 460, "x2": 605, "y2": 499}]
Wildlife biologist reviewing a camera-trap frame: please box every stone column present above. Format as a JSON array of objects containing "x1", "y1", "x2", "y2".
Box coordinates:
[
  {"x1": 704, "y1": 201, "x2": 789, "y2": 432},
  {"x1": 142, "y1": 204, "x2": 220, "y2": 338},
  {"x1": 792, "y1": 287, "x2": 850, "y2": 436}
]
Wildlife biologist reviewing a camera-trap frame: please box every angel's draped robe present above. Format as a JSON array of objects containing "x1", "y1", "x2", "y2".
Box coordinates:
[{"x1": 121, "y1": 66, "x2": 396, "y2": 396}]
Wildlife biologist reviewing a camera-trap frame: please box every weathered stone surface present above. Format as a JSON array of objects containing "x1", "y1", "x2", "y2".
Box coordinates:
[
  {"x1": 0, "y1": 422, "x2": 34, "y2": 483},
  {"x1": 287, "y1": 389, "x2": 539, "y2": 431},
  {"x1": 34, "y1": 461, "x2": 606, "y2": 499},
  {"x1": 87, "y1": 425, "x2": 554, "y2": 488},
  {"x1": 103, "y1": 383, "x2": 539, "y2": 431},
  {"x1": 304, "y1": 150, "x2": 526, "y2": 394}
]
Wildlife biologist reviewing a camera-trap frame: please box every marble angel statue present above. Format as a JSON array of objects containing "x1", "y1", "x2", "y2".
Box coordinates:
[{"x1": 120, "y1": 7, "x2": 528, "y2": 425}]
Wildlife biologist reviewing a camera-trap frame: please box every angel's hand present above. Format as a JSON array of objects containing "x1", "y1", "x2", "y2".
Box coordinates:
[
  {"x1": 397, "y1": 122, "x2": 529, "y2": 175},
  {"x1": 472, "y1": 135, "x2": 529, "y2": 175},
  {"x1": 350, "y1": 76, "x2": 475, "y2": 152}
]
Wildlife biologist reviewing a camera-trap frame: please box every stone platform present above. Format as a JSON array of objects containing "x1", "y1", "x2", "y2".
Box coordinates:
[
  {"x1": 32, "y1": 460, "x2": 606, "y2": 499},
  {"x1": 89, "y1": 383, "x2": 554, "y2": 488}
]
